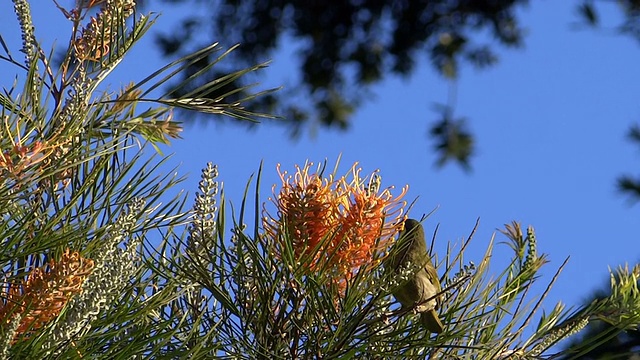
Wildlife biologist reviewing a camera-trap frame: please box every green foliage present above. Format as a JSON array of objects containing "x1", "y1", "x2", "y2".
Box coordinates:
[
  {"x1": 153, "y1": 170, "x2": 640, "y2": 359},
  {"x1": 558, "y1": 264, "x2": 640, "y2": 360},
  {"x1": 0, "y1": 0, "x2": 271, "y2": 357},
  {"x1": 1, "y1": 1, "x2": 638, "y2": 358}
]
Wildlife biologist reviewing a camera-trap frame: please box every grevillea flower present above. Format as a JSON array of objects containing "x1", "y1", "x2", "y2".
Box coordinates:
[
  {"x1": 331, "y1": 166, "x2": 407, "y2": 276},
  {"x1": 0, "y1": 141, "x2": 45, "y2": 178},
  {"x1": 0, "y1": 137, "x2": 75, "y2": 190},
  {"x1": 264, "y1": 161, "x2": 407, "y2": 289},
  {"x1": 0, "y1": 249, "x2": 94, "y2": 342},
  {"x1": 71, "y1": 0, "x2": 136, "y2": 62}
]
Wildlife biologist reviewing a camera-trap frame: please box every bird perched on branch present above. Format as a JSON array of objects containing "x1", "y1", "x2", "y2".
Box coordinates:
[{"x1": 386, "y1": 218, "x2": 444, "y2": 333}]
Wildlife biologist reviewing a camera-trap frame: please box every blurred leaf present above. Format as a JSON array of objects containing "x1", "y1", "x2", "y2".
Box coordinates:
[
  {"x1": 618, "y1": 175, "x2": 640, "y2": 201},
  {"x1": 430, "y1": 106, "x2": 474, "y2": 171},
  {"x1": 578, "y1": 2, "x2": 599, "y2": 26},
  {"x1": 156, "y1": 0, "x2": 530, "y2": 132}
]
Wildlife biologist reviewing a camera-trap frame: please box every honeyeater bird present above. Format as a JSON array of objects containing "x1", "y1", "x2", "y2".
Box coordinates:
[{"x1": 386, "y1": 218, "x2": 444, "y2": 333}]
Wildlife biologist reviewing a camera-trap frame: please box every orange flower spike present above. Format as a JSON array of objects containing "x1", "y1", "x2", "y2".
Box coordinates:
[
  {"x1": 333, "y1": 166, "x2": 408, "y2": 271},
  {"x1": 283, "y1": 165, "x2": 329, "y2": 248},
  {"x1": 0, "y1": 249, "x2": 94, "y2": 342},
  {"x1": 0, "y1": 140, "x2": 51, "y2": 180},
  {"x1": 265, "y1": 163, "x2": 341, "y2": 269},
  {"x1": 264, "y1": 161, "x2": 407, "y2": 291},
  {"x1": 0, "y1": 150, "x2": 13, "y2": 171}
]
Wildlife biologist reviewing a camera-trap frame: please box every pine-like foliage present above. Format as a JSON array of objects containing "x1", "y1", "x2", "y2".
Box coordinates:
[{"x1": 0, "y1": 1, "x2": 638, "y2": 359}]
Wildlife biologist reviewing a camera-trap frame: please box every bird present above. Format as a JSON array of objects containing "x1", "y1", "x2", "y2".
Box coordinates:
[{"x1": 385, "y1": 218, "x2": 444, "y2": 333}]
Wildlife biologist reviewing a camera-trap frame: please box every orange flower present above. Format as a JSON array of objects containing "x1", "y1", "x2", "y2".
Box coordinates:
[
  {"x1": 0, "y1": 249, "x2": 94, "y2": 342},
  {"x1": 263, "y1": 163, "x2": 340, "y2": 269},
  {"x1": 72, "y1": 0, "x2": 136, "y2": 62},
  {"x1": 264, "y1": 162, "x2": 407, "y2": 288},
  {"x1": 331, "y1": 166, "x2": 406, "y2": 277},
  {"x1": 0, "y1": 141, "x2": 45, "y2": 177}
]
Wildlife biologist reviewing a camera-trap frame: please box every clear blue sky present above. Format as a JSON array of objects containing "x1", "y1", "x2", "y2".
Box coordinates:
[{"x1": 2, "y1": 0, "x2": 639, "y2": 324}]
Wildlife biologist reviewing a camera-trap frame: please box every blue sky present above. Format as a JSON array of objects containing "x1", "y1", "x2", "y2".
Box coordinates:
[{"x1": 2, "y1": 0, "x2": 639, "y2": 334}]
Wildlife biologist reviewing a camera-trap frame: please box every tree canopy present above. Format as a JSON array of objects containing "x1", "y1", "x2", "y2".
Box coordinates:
[
  {"x1": 156, "y1": 0, "x2": 640, "y2": 181},
  {"x1": 0, "y1": 0, "x2": 638, "y2": 357},
  {"x1": 154, "y1": 2, "x2": 640, "y2": 355},
  {"x1": 156, "y1": 0, "x2": 530, "y2": 168}
]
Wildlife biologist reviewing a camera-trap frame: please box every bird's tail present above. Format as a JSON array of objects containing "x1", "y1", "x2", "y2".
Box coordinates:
[{"x1": 421, "y1": 309, "x2": 444, "y2": 333}]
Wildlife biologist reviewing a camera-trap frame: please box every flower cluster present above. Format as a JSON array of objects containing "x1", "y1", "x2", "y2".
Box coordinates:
[
  {"x1": 42, "y1": 198, "x2": 145, "y2": 355},
  {"x1": 71, "y1": 0, "x2": 136, "y2": 62},
  {"x1": 0, "y1": 249, "x2": 94, "y2": 343},
  {"x1": 12, "y1": 0, "x2": 37, "y2": 66},
  {"x1": 0, "y1": 132, "x2": 77, "y2": 191},
  {"x1": 264, "y1": 162, "x2": 407, "y2": 288},
  {"x1": 187, "y1": 162, "x2": 219, "y2": 259},
  {"x1": 0, "y1": 141, "x2": 45, "y2": 181}
]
